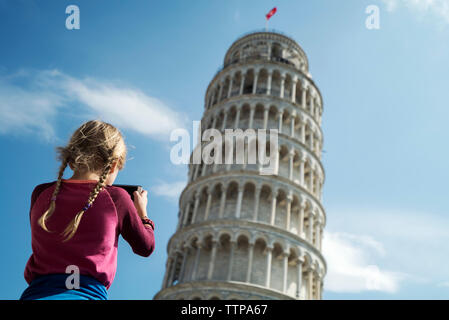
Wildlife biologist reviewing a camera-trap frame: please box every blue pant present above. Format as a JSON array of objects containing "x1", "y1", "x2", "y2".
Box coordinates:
[{"x1": 20, "y1": 274, "x2": 108, "y2": 300}]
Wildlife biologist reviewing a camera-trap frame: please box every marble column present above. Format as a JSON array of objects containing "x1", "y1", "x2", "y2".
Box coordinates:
[
  {"x1": 179, "y1": 246, "x2": 190, "y2": 283},
  {"x1": 182, "y1": 202, "x2": 190, "y2": 226},
  {"x1": 298, "y1": 202, "x2": 305, "y2": 238},
  {"x1": 282, "y1": 251, "x2": 289, "y2": 293},
  {"x1": 307, "y1": 268, "x2": 314, "y2": 300},
  {"x1": 234, "y1": 106, "x2": 241, "y2": 129},
  {"x1": 299, "y1": 156, "x2": 305, "y2": 187},
  {"x1": 191, "y1": 243, "x2": 202, "y2": 281},
  {"x1": 218, "y1": 187, "x2": 226, "y2": 218},
  {"x1": 278, "y1": 110, "x2": 284, "y2": 133},
  {"x1": 191, "y1": 193, "x2": 200, "y2": 224},
  {"x1": 227, "y1": 77, "x2": 234, "y2": 98},
  {"x1": 288, "y1": 149, "x2": 295, "y2": 181},
  {"x1": 301, "y1": 122, "x2": 306, "y2": 145},
  {"x1": 290, "y1": 114, "x2": 296, "y2": 138},
  {"x1": 263, "y1": 106, "x2": 269, "y2": 130},
  {"x1": 270, "y1": 189, "x2": 278, "y2": 226},
  {"x1": 249, "y1": 104, "x2": 256, "y2": 129},
  {"x1": 302, "y1": 84, "x2": 307, "y2": 109},
  {"x1": 310, "y1": 92, "x2": 315, "y2": 114},
  {"x1": 315, "y1": 218, "x2": 322, "y2": 248},
  {"x1": 296, "y1": 258, "x2": 304, "y2": 298},
  {"x1": 310, "y1": 131, "x2": 315, "y2": 151},
  {"x1": 252, "y1": 71, "x2": 259, "y2": 95},
  {"x1": 221, "y1": 111, "x2": 228, "y2": 131},
  {"x1": 239, "y1": 74, "x2": 246, "y2": 95},
  {"x1": 280, "y1": 74, "x2": 286, "y2": 98},
  {"x1": 253, "y1": 185, "x2": 261, "y2": 222},
  {"x1": 235, "y1": 185, "x2": 244, "y2": 218},
  {"x1": 265, "y1": 245, "x2": 273, "y2": 288},
  {"x1": 204, "y1": 191, "x2": 213, "y2": 221},
  {"x1": 218, "y1": 82, "x2": 224, "y2": 102},
  {"x1": 227, "y1": 240, "x2": 236, "y2": 281},
  {"x1": 207, "y1": 240, "x2": 218, "y2": 280},
  {"x1": 168, "y1": 253, "x2": 178, "y2": 285},
  {"x1": 267, "y1": 71, "x2": 273, "y2": 95},
  {"x1": 162, "y1": 257, "x2": 172, "y2": 288},
  {"x1": 286, "y1": 193, "x2": 293, "y2": 231},
  {"x1": 307, "y1": 211, "x2": 315, "y2": 243},
  {"x1": 310, "y1": 168, "x2": 315, "y2": 193},
  {"x1": 292, "y1": 78, "x2": 297, "y2": 103},
  {"x1": 246, "y1": 242, "x2": 255, "y2": 283}
]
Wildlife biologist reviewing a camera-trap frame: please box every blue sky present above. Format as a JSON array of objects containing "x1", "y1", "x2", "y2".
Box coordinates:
[{"x1": 1, "y1": 0, "x2": 449, "y2": 300}]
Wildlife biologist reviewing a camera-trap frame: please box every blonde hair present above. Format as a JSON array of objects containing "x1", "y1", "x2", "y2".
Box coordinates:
[{"x1": 38, "y1": 120, "x2": 127, "y2": 241}]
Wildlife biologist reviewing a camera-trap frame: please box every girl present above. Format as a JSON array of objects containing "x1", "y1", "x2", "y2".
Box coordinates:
[{"x1": 20, "y1": 120, "x2": 155, "y2": 300}]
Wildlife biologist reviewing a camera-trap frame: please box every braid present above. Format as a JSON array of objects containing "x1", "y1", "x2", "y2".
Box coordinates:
[
  {"x1": 61, "y1": 155, "x2": 116, "y2": 242},
  {"x1": 38, "y1": 157, "x2": 68, "y2": 232}
]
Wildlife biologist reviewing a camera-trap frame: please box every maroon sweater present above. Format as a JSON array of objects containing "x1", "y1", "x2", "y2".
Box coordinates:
[{"x1": 24, "y1": 179, "x2": 155, "y2": 289}]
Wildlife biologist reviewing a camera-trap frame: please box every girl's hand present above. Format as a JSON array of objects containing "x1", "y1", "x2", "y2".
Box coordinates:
[{"x1": 133, "y1": 189, "x2": 148, "y2": 219}]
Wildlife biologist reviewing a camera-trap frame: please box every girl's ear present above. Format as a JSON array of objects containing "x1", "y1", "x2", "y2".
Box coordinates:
[{"x1": 109, "y1": 161, "x2": 118, "y2": 174}]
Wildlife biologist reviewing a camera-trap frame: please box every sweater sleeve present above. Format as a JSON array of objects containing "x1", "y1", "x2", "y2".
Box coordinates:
[
  {"x1": 29, "y1": 182, "x2": 56, "y2": 220},
  {"x1": 106, "y1": 186, "x2": 155, "y2": 257}
]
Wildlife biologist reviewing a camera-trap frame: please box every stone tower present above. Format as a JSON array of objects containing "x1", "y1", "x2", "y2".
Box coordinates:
[{"x1": 154, "y1": 31, "x2": 326, "y2": 300}]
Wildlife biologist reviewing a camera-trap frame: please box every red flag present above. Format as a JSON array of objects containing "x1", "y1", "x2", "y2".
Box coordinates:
[{"x1": 266, "y1": 7, "x2": 277, "y2": 20}]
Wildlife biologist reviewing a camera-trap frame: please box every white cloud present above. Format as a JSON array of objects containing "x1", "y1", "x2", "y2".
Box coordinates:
[
  {"x1": 323, "y1": 231, "x2": 404, "y2": 293},
  {"x1": 325, "y1": 206, "x2": 449, "y2": 296},
  {"x1": 151, "y1": 181, "x2": 186, "y2": 200},
  {"x1": 382, "y1": 0, "x2": 449, "y2": 23},
  {"x1": 0, "y1": 69, "x2": 186, "y2": 141},
  {"x1": 0, "y1": 71, "x2": 62, "y2": 140}
]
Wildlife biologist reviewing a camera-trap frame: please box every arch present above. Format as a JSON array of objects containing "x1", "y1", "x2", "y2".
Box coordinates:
[
  {"x1": 270, "y1": 242, "x2": 284, "y2": 291},
  {"x1": 221, "y1": 76, "x2": 231, "y2": 101},
  {"x1": 241, "y1": 182, "x2": 255, "y2": 220},
  {"x1": 227, "y1": 105, "x2": 238, "y2": 130},
  {"x1": 267, "y1": 104, "x2": 278, "y2": 130},
  {"x1": 278, "y1": 145, "x2": 289, "y2": 180},
  {"x1": 274, "y1": 189, "x2": 287, "y2": 229},
  {"x1": 271, "y1": 70, "x2": 282, "y2": 98},
  {"x1": 240, "y1": 103, "x2": 251, "y2": 129},
  {"x1": 196, "y1": 234, "x2": 214, "y2": 281},
  {"x1": 214, "y1": 110, "x2": 225, "y2": 131},
  {"x1": 212, "y1": 84, "x2": 220, "y2": 106},
  {"x1": 281, "y1": 109, "x2": 291, "y2": 136},
  {"x1": 256, "y1": 69, "x2": 268, "y2": 94},
  {"x1": 295, "y1": 79, "x2": 302, "y2": 104},
  {"x1": 213, "y1": 233, "x2": 231, "y2": 280},
  {"x1": 287, "y1": 247, "x2": 300, "y2": 296},
  {"x1": 258, "y1": 185, "x2": 272, "y2": 224},
  {"x1": 292, "y1": 150, "x2": 301, "y2": 184},
  {"x1": 230, "y1": 71, "x2": 242, "y2": 97},
  {"x1": 223, "y1": 181, "x2": 239, "y2": 218},
  {"x1": 181, "y1": 238, "x2": 198, "y2": 283},
  {"x1": 253, "y1": 103, "x2": 265, "y2": 130},
  {"x1": 289, "y1": 194, "x2": 301, "y2": 234},
  {"x1": 256, "y1": 40, "x2": 269, "y2": 59},
  {"x1": 271, "y1": 42, "x2": 283, "y2": 60},
  {"x1": 250, "y1": 237, "x2": 267, "y2": 286},
  {"x1": 208, "y1": 183, "x2": 224, "y2": 220},
  {"x1": 195, "y1": 186, "x2": 209, "y2": 223},
  {"x1": 231, "y1": 234, "x2": 249, "y2": 282},
  {"x1": 231, "y1": 50, "x2": 240, "y2": 64},
  {"x1": 243, "y1": 69, "x2": 255, "y2": 94},
  {"x1": 284, "y1": 73, "x2": 293, "y2": 100}
]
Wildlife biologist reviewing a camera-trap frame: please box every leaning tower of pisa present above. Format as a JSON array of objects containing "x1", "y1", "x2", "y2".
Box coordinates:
[{"x1": 154, "y1": 30, "x2": 326, "y2": 300}]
